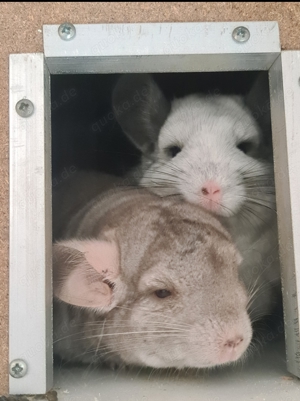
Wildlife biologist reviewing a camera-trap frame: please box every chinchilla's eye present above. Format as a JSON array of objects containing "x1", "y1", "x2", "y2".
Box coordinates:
[
  {"x1": 155, "y1": 289, "x2": 172, "y2": 299},
  {"x1": 237, "y1": 140, "x2": 254, "y2": 155},
  {"x1": 165, "y1": 145, "x2": 182, "y2": 158}
]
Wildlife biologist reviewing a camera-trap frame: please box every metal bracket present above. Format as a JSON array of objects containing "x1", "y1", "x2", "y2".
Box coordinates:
[{"x1": 9, "y1": 53, "x2": 53, "y2": 394}]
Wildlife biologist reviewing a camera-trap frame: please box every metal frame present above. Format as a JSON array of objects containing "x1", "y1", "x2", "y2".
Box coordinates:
[
  {"x1": 8, "y1": 21, "x2": 300, "y2": 395},
  {"x1": 269, "y1": 52, "x2": 300, "y2": 378},
  {"x1": 9, "y1": 54, "x2": 52, "y2": 394},
  {"x1": 43, "y1": 21, "x2": 280, "y2": 74}
]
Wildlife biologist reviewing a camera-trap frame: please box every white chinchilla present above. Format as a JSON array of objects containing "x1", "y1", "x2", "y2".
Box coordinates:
[{"x1": 112, "y1": 74, "x2": 281, "y2": 320}]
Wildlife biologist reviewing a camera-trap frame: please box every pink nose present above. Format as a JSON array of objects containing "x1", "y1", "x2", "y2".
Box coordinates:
[
  {"x1": 201, "y1": 181, "x2": 221, "y2": 204},
  {"x1": 223, "y1": 336, "x2": 244, "y2": 350},
  {"x1": 218, "y1": 335, "x2": 245, "y2": 364}
]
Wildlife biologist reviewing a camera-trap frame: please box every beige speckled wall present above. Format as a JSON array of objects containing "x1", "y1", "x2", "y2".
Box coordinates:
[{"x1": 0, "y1": 2, "x2": 299, "y2": 395}]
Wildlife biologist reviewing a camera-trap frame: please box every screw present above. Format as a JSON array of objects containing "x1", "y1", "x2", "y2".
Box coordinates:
[
  {"x1": 15, "y1": 99, "x2": 34, "y2": 118},
  {"x1": 58, "y1": 22, "x2": 76, "y2": 41},
  {"x1": 232, "y1": 26, "x2": 250, "y2": 43},
  {"x1": 9, "y1": 359, "x2": 28, "y2": 378}
]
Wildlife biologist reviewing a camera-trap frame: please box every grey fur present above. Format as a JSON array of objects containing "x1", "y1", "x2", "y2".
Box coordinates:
[{"x1": 53, "y1": 172, "x2": 252, "y2": 370}]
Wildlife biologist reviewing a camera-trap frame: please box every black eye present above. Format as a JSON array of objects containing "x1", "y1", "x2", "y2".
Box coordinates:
[
  {"x1": 237, "y1": 141, "x2": 253, "y2": 155},
  {"x1": 155, "y1": 289, "x2": 172, "y2": 299},
  {"x1": 165, "y1": 145, "x2": 182, "y2": 158}
]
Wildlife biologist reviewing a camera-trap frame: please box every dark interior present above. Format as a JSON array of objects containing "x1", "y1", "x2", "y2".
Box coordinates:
[
  {"x1": 51, "y1": 71, "x2": 271, "y2": 182},
  {"x1": 51, "y1": 71, "x2": 285, "y2": 372}
]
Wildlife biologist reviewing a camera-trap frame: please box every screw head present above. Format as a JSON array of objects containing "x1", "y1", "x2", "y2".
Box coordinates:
[
  {"x1": 15, "y1": 99, "x2": 34, "y2": 118},
  {"x1": 58, "y1": 22, "x2": 76, "y2": 41},
  {"x1": 9, "y1": 359, "x2": 28, "y2": 378},
  {"x1": 232, "y1": 26, "x2": 250, "y2": 43}
]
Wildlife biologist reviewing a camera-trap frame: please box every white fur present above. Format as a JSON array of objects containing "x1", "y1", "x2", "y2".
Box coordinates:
[
  {"x1": 116, "y1": 87, "x2": 281, "y2": 317},
  {"x1": 113, "y1": 74, "x2": 280, "y2": 315}
]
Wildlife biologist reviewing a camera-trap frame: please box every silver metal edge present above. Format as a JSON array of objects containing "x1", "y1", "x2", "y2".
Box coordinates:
[
  {"x1": 269, "y1": 52, "x2": 300, "y2": 378},
  {"x1": 9, "y1": 53, "x2": 53, "y2": 394}
]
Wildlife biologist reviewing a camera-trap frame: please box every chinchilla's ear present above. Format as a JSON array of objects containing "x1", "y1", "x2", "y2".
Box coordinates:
[
  {"x1": 53, "y1": 236, "x2": 125, "y2": 312},
  {"x1": 112, "y1": 74, "x2": 171, "y2": 155}
]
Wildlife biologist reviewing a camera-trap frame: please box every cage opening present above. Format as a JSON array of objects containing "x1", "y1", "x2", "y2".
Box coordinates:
[{"x1": 50, "y1": 71, "x2": 287, "y2": 399}]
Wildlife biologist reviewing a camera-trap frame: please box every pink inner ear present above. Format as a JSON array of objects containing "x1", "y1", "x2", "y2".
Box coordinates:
[
  {"x1": 59, "y1": 267, "x2": 113, "y2": 308},
  {"x1": 55, "y1": 239, "x2": 119, "y2": 309},
  {"x1": 83, "y1": 240, "x2": 119, "y2": 280}
]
